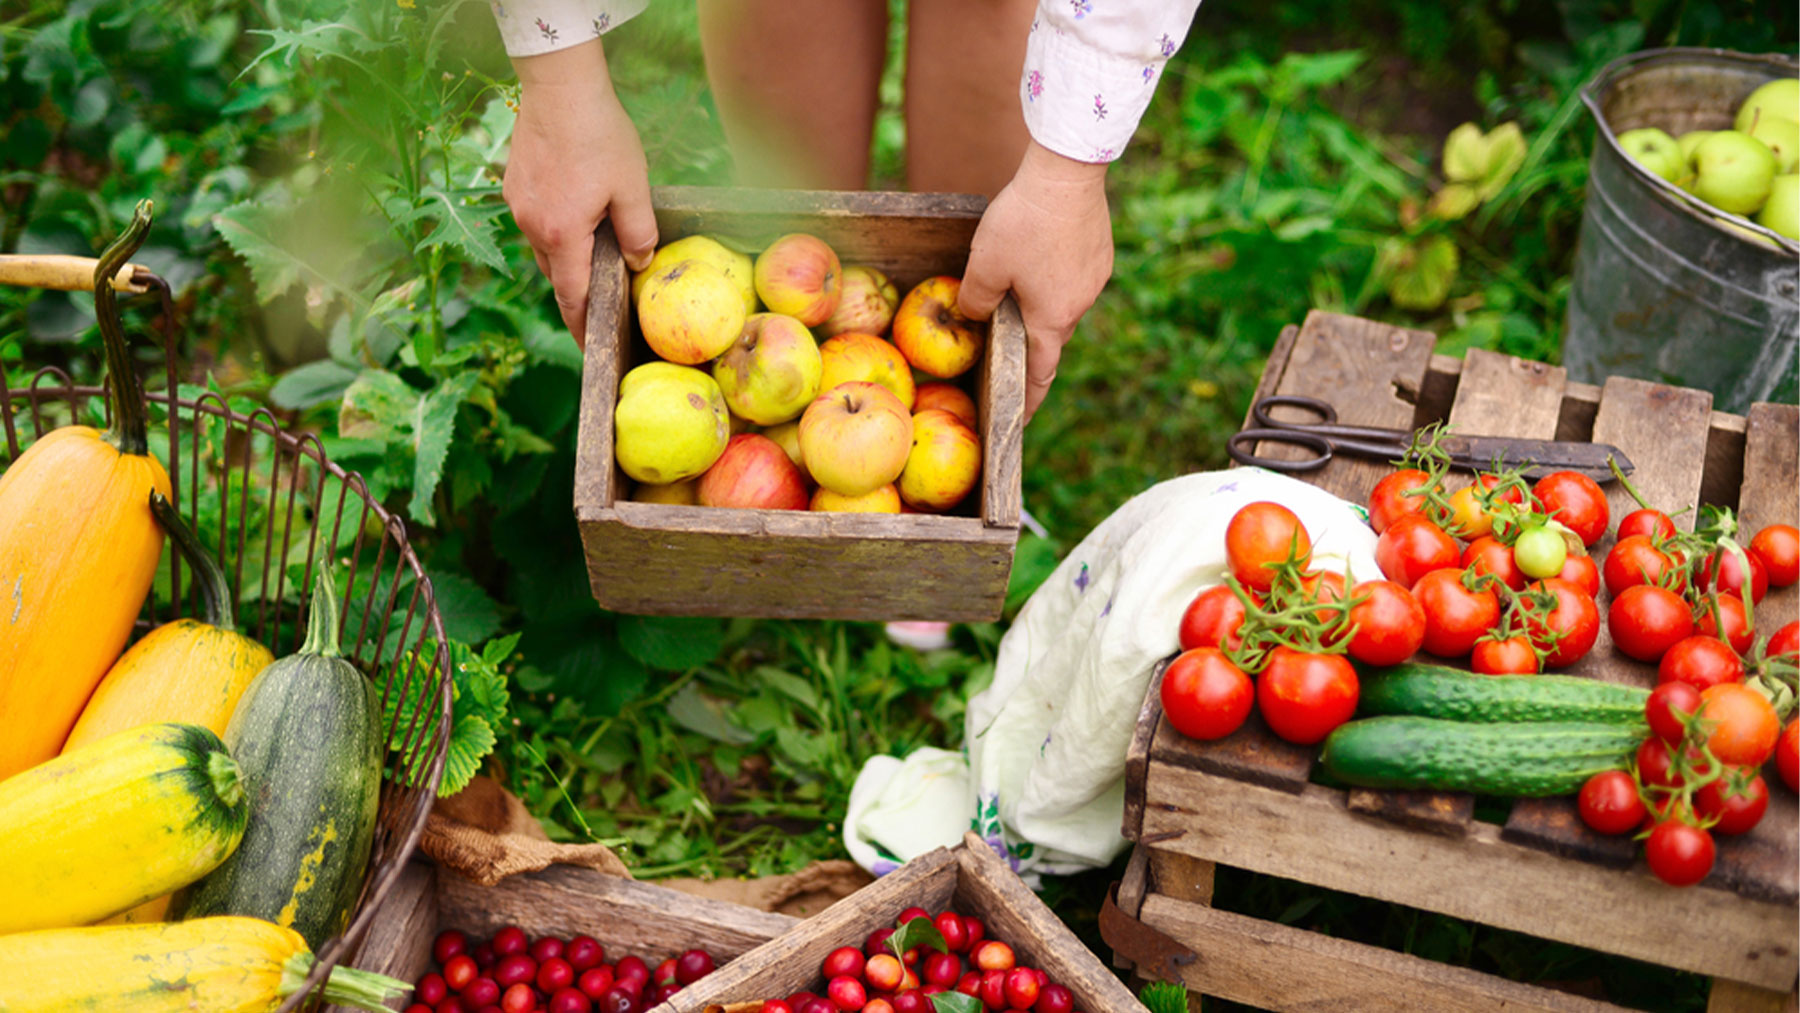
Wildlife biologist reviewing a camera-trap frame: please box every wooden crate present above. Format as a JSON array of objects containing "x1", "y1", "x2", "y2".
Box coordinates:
[
  {"x1": 654, "y1": 832, "x2": 1148, "y2": 1013},
  {"x1": 1108, "y1": 311, "x2": 1800, "y2": 1013},
  {"x1": 574, "y1": 188, "x2": 1026, "y2": 622}
]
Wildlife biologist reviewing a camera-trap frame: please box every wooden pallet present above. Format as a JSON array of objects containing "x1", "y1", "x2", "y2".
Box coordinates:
[{"x1": 1112, "y1": 311, "x2": 1799, "y2": 1013}]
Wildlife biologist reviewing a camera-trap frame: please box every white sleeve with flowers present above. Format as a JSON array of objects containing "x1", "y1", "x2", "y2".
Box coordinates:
[
  {"x1": 1021, "y1": 0, "x2": 1202, "y2": 163},
  {"x1": 488, "y1": 0, "x2": 647, "y2": 58}
]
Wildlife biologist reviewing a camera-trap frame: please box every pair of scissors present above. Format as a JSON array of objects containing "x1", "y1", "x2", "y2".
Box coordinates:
[{"x1": 1226, "y1": 395, "x2": 1634, "y2": 484}]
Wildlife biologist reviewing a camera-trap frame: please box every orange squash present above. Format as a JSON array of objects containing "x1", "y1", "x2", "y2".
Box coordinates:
[{"x1": 0, "y1": 201, "x2": 171, "y2": 781}]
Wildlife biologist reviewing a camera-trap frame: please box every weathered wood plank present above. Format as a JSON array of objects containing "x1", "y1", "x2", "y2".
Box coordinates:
[
  {"x1": 1146, "y1": 707, "x2": 1314, "y2": 794},
  {"x1": 1147, "y1": 847, "x2": 1215, "y2": 905},
  {"x1": 1707, "y1": 977, "x2": 1799, "y2": 1013},
  {"x1": 1112, "y1": 846, "x2": 1152, "y2": 971},
  {"x1": 323, "y1": 861, "x2": 437, "y2": 1013},
  {"x1": 1738, "y1": 402, "x2": 1800, "y2": 635},
  {"x1": 1123, "y1": 658, "x2": 1170, "y2": 842}
]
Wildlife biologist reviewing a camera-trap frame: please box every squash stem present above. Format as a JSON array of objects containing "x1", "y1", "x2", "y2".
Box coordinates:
[
  {"x1": 302, "y1": 573, "x2": 344, "y2": 658},
  {"x1": 96, "y1": 200, "x2": 155, "y2": 457},
  {"x1": 205, "y1": 750, "x2": 245, "y2": 810},
  {"x1": 278, "y1": 952, "x2": 411, "y2": 1012},
  {"x1": 148, "y1": 492, "x2": 235, "y2": 631}
]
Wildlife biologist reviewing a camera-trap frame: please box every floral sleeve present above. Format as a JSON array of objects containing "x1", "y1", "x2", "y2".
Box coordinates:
[
  {"x1": 489, "y1": 0, "x2": 647, "y2": 58},
  {"x1": 1021, "y1": 0, "x2": 1202, "y2": 163}
]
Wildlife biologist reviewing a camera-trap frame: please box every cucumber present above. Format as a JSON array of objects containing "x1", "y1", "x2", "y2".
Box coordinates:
[
  {"x1": 1319, "y1": 716, "x2": 1645, "y2": 796},
  {"x1": 1358, "y1": 662, "x2": 1648, "y2": 725}
]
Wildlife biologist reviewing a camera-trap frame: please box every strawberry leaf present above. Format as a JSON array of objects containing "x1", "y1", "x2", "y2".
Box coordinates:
[
  {"x1": 929, "y1": 993, "x2": 983, "y2": 1013},
  {"x1": 888, "y1": 916, "x2": 948, "y2": 961}
]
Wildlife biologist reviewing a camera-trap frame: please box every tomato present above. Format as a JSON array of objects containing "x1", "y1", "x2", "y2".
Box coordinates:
[
  {"x1": 1645, "y1": 820, "x2": 1715, "y2": 887},
  {"x1": 1656, "y1": 635, "x2": 1745, "y2": 691},
  {"x1": 1462, "y1": 536, "x2": 1525, "y2": 591},
  {"x1": 1646, "y1": 681, "x2": 1703, "y2": 743},
  {"x1": 1698, "y1": 547, "x2": 1768, "y2": 604},
  {"x1": 1345, "y1": 580, "x2": 1425, "y2": 666},
  {"x1": 1368, "y1": 468, "x2": 1432, "y2": 535},
  {"x1": 1750, "y1": 524, "x2": 1798, "y2": 587},
  {"x1": 1227, "y1": 502, "x2": 1312, "y2": 591},
  {"x1": 1778, "y1": 719, "x2": 1798, "y2": 793},
  {"x1": 1160, "y1": 648, "x2": 1254, "y2": 741},
  {"x1": 1414, "y1": 568, "x2": 1501, "y2": 659},
  {"x1": 1617, "y1": 508, "x2": 1676, "y2": 541},
  {"x1": 1178, "y1": 585, "x2": 1247, "y2": 653},
  {"x1": 1637, "y1": 737, "x2": 1682, "y2": 788},
  {"x1": 1695, "y1": 772, "x2": 1769, "y2": 835},
  {"x1": 1511, "y1": 525, "x2": 1567, "y2": 580},
  {"x1": 1694, "y1": 594, "x2": 1754, "y2": 655},
  {"x1": 1520, "y1": 578, "x2": 1600, "y2": 669},
  {"x1": 1602, "y1": 535, "x2": 1682, "y2": 598},
  {"x1": 1697, "y1": 683, "x2": 1781, "y2": 767},
  {"x1": 1445, "y1": 482, "x2": 1495, "y2": 540},
  {"x1": 1256, "y1": 647, "x2": 1359, "y2": 745},
  {"x1": 1555, "y1": 553, "x2": 1601, "y2": 598},
  {"x1": 1577, "y1": 770, "x2": 1646, "y2": 835},
  {"x1": 1471, "y1": 636, "x2": 1540, "y2": 675},
  {"x1": 1533, "y1": 471, "x2": 1609, "y2": 547},
  {"x1": 1771, "y1": 621, "x2": 1800, "y2": 660},
  {"x1": 1608, "y1": 585, "x2": 1695, "y2": 662},
  {"x1": 1375, "y1": 515, "x2": 1460, "y2": 590}
]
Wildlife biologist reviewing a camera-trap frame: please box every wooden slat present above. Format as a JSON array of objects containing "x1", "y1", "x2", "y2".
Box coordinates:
[
  {"x1": 323, "y1": 861, "x2": 437, "y2": 1013},
  {"x1": 1112, "y1": 846, "x2": 1152, "y2": 970},
  {"x1": 1122, "y1": 659, "x2": 1169, "y2": 841},
  {"x1": 1411, "y1": 353, "x2": 1464, "y2": 428},
  {"x1": 1147, "y1": 847, "x2": 1215, "y2": 906},
  {"x1": 1146, "y1": 707, "x2": 1315, "y2": 794},
  {"x1": 1707, "y1": 978, "x2": 1800, "y2": 1013},
  {"x1": 1738, "y1": 402, "x2": 1800, "y2": 633}
]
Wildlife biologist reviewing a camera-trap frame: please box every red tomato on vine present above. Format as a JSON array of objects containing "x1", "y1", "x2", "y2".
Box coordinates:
[
  {"x1": 1750, "y1": 524, "x2": 1797, "y2": 587},
  {"x1": 1256, "y1": 647, "x2": 1358, "y2": 745},
  {"x1": 1533, "y1": 471, "x2": 1609, "y2": 547},
  {"x1": 1160, "y1": 648, "x2": 1254, "y2": 741},
  {"x1": 1414, "y1": 568, "x2": 1500, "y2": 659},
  {"x1": 1368, "y1": 469, "x2": 1432, "y2": 535},
  {"x1": 1344, "y1": 580, "x2": 1425, "y2": 667},
  {"x1": 1226, "y1": 502, "x2": 1311, "y2": 592},
  {"x1": 1375, "y1": 515, "x2": 1459, "y2": 590}
]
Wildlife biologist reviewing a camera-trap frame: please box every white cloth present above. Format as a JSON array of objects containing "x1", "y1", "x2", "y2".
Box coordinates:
[
  {"x1": 843, "y1": 468, "x2": 1381, "y2": 880},
  {"x1": 487, "y1": 0, "x2": 1201, "y2": 164}
]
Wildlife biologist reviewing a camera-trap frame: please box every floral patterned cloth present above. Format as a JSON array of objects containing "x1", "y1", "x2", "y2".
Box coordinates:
[{"x1": 489, "y1": 0, "x2": 1201, "y2": 164}]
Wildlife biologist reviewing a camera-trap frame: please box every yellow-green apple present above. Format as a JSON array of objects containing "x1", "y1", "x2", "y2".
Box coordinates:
[
  {"x1": 1677, "y1": 130, "x2": 1714, "y2": 164},
  {"x1": 819, "y1": 265, "x2": 899, "y2": 337},
  {"x1": 632, "y1": 479, "x2": 699, "y2": 505},
  {"x1": 897, "y1": 408, "x2": 981, "y2": 512},
  {"x1": 893, "y1": 276, "x2": 986, "y2": 378},
  {"x1": 729, "y1": 412, "x2": 755, "y2": 434},
  {"x1": 1735, "y1": 78, "x2": 1800, "y2": 133},
  {"x1": 811, "y1": 483, "x2": 901, "y2": 513},
  {"x1": 713, "y1": 313, "x2": 823, "y2": 425},
  {"x1": 1690, "y1": 130, "x2": 1779, "y2": 215},
  {"x1": 761, "y1": 419, "x2": 807, "y2": 474},
  {"x1": 613, "y1": 362, "x2": 730, "y2": 484},
  {"x1": 638, "y1": 259, "x2": 746, "y2": 364},
  {"x1": 754, "y1": 233, "x2": 841, "y2": 327},
  {"x1": 1617, "y1": 128, "x2": 1685, "y2": 183},
  {"x1": 697, "y1": 433, "x2": 811, "y2": 510},
  {"x1": 1759, "y1": 173, "x2": 1799, "y2": 238},
  {"x1": 799, "y1": 381, "x2": 913, "y2": 496},
  {"x1": 1748, "y1": 115, "x2": 1799, "y2": 174},
  {"x1": 819, "y1": 332, "x2": 915, "y2": 410},
  {"x1": 632, "y1": 234, "x2": 756, "y2": 313},
  {"x1": 913, "y1": 382, "x2": 977, "y2": 430}
]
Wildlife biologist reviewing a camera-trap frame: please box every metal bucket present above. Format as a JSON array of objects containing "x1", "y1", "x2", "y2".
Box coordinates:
[{"x1": 1565, "y1": 48, "x2": 1799, "y2": 412}]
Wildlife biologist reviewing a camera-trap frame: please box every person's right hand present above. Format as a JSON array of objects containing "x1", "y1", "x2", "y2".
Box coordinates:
[{"x1": 503, "y1": 39, "x2": 658, "y2": 345}]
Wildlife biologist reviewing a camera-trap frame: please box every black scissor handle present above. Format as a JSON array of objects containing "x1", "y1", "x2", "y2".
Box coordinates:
[
  {"x1": 1251, "y1": 394, "x2": 1337, "y2": 431},
  {"x1": 1227, "y1": 428, "x2": 1333, "y2": 472}
]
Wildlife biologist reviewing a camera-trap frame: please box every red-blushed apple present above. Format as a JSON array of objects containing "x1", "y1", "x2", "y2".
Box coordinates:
[
  {"x1": 761, "y1": 419, "x2": 808, "y2": 476},
  {"x1": 754, "y1": 233, "x2": 841, "y2": 327},
  {"x1": 819, "y1": 332, "x2": 916, "y2": 410},
  {"x1": 913, "y1": 382, "x2": 977, "y2": 430},
  {"x1": 897, "y1": 408, "x2": 981, "y2": 512},
  {"x1": 893, "y1": 276, "x2": 985, "y2": 378},
  {"x1": 799, "y1": 381, "x2": 913, "y2": 497},
  {"x1": 632, "y1": 234, "x2": 756, "y2": 313},
  {"x1": 637, "y1": 259, "x2": 746, "y2": 365},
  {"x1": 630, "y1": 478, "x2": 699, "y2": 505},
  {"x1": 697, "y1": 433, "x2": 810, "y2": 510},
  {"x1": 811, "y1": 483, "x2": 901, "y2": 513},
  {"x1": 820, "y1": 265, "x2": 899, "y2": 337},
  {"x1": 713, "y1": 313, "x2": 823, "y2": 425}
]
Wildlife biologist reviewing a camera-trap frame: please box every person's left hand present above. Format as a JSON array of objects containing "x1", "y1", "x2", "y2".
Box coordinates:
[{"x1": 956, "y1": 140, "x2": 1114, "y2": 423}]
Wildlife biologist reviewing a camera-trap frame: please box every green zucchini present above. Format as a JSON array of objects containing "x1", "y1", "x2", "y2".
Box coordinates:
[
  {"x1": 1319, "y1": 716, "x2": 1645, "y2": 797},
  {"x1": 1358, "y1": 662, "x2": 1648, "y2": 725},
  {"x1": 173, "y1": 575, "x2": 382, "y2": 951}
]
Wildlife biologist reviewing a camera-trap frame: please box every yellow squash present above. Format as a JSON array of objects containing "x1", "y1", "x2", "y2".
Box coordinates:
[{"x1": 0, "y1": 201, "x2": 170, "y2": 780}]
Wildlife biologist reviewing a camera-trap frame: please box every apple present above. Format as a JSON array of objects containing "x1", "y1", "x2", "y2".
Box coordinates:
[
  {"x1": 1735, "y1": 77, "x2": 1800, "y2": 134},
  {"x1": 1689, "y1": 130, "x2": 1778, "y2": 215},
  {"x1": 798, "y1": 381, "x2": 913, "y2": 496},
  {"x1": 897, "y1": 409, "x2": 981, "y2": 513},
  {"x1": 754, "y1": 233, "x2": 841, "y2": 327},
  {"x1": 761, "y1": 419, "x2": 807, "y2": 474},
  {"x1": 810, "y1": 483, "x2": 901, "y2": 513},
  {"x1": 637, "y1": 259, "x2": 747, "y2": 365},
  {"x1": 632, "y1": 234, "x2": 756, "y2": 314},
  {"x1": 631, "y1": 479, "x2": 699, "y2": 505},
  {"x1": 697, "y1": 434, "x2": 810, "y2": 510},
  {"x1": 819, "y1": 333, "x2": 916, "y2": 411},
  {"x1": 1676, "y1": 130, "x2": 1713, "y2": 165},
  {"x1": 1748, "y1": 115, "x2": 1799, "y2": 174},
  {"x1": 820, "y1": 265, "x2": 899, "y2": 337},
  {"x1": 1758, "y1": 173, "x2": 1799, "y2": 239},
  {"x1": 1617, "y1": 128, "x2": 1684, "y2": 183},
  {"x1": 613, "y1": 362, "x2": 731, "y2": 485},
  {"x1": 713, "y1": 313, "x2": 823, "y2": 425},
  {"x1": 913, "y1": 382, "x2": 977, "y2": 430},
  {"x1": 893, "y1": 276, "x2": 985, "y2": 379}
]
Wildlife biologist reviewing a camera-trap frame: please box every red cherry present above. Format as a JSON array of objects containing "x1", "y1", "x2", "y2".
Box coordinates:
[
  {"x1": 444, "y1": 954, "x2": 478, "y2": 991},
  {"x1": 461, "y1": 979, "x2": 501, "y2": 1007},
  {"x1": 414, "y1": 974, "x2": 449, "y2": 1006},
  {"x1": 532, "y1": 937, "x2": 565, "y2": 963},
  {"x1": 675, "y1": 949, "x2": 715, "y2": 985},
  {"x1": 491, "y1": 926, "x2": 528, "y2": 958},
  {"x1": 1035, "y1": 984, "x2": 1075, "y2": 1013},
  {"x1": 578, "y1": 966, "x2": 616, "y2": 1000},
  {"x1": 566, "y1": 936, "x2": 605, "y2": 972},
  {"x1": 433, "y1": 930, "x2": 468, "y2": 966},
  {"x1": 538, "y1": 956, "x2": 576, "y2": 993},
  {"x1": 550, "y1": 987, "x2": 595, "y2": 1013},
  {"x1": 822, "y1": 945, "x2": 866, "y2": 980},
  {"x1": 933, "y1": 911, "x2": 969, "y2": 952},
  {"x1": 895, "y1": 906, "x2": 930, "y2": 927},
  {"x1": 492, "y1": 955, "x2": 536, "y2": 990}
]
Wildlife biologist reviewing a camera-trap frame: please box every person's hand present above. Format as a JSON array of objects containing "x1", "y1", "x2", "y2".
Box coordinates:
[
  {"x1": 503, "y1": 39, "x2": 658, "y2": 345},
  {"x1": 956, "y1": 140, "x2": 1113, "y2": 422}
]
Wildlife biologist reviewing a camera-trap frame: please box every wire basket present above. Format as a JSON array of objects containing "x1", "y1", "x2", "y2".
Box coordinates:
[{"x1": 0, "y1": 267, "x2": 452, "y2": 1010}]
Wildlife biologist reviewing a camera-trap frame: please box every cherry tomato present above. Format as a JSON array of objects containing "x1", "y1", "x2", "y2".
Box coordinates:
[
  {"x1": 1178, "y1": 585, "x2": 1247, "y2": 653},
  {"x1": 1521, "y1": 578, "x2": 1600, "y2": 669},
  {"x1": 1472, "y1": 636, "x2": 1539, "y2": 675},
  {"x1": 1577, "y1": 769, "x2": 1646, "y2": 835},
  {"x1": 1698, "y1": 683, "x2": 1781, "y2": 767},
  {"x1": 1375, "y1": 514, "x2": 1460, "y2": 590},
  {"x1": 1777, "y1": 719, "x2": 1798, "y2": 793},
  {"x1": 1446, "y1": 483, "x2": 1495, "y2": 540},
  {"x1": 1226, "y1": 502, "x2": 1312, "y2": 591},
  {"x1": 1368, "y1": 469, "x2": 1432, "y2": 535},
  {"x1": 1555, "y1": 553, "x2": 1601, "y2": 598},
  {"x1": 1656, "y1": 635, "x2": 1745, "y2": 691},
  {"x1": 1645, "y1": 820, "x2": 1715, "y2": 887},
  {"x1": 1160, "y1": 648, "x2": 1254, "y2": 741},
  {"x1": 1637, "y1": 737, "x2": 1682, "y2": 788},
  {"x1": 1512, "y1": 525, "x2": 1567, "y2": 580},
  {"x1": 1414, "y1": 568, "x2": 1501, "y2": 659},
  {"x1": 1750, "y1": 523, "x2": 1798, "y2": 587},
  {"x1": 1695, "y1": 594, "x2": 1754, "y2": 655},
  {"x1": 1534, "y1": 471, "x2": 1609, "y2": 547},
  {"x1": 1771, "y1": 621, "x2": 1800, "y2": 660},
  {"x1": 1462, "y1": 536, "x2": 1526, "y2": 591},
  {"x1": 1344, "y1": 580, "x2": 1426, "y2": 666},
  {"x1": 1602, "y1": 535, "x2": 1682, "y2": 598},
  {"x1": 1698, "y1": 547, "x2": 1768, "y2": 604},
  {"x1": 1646, "y1": 681, "x2": 1703, "y2": 743},
  {"x1": 1617, "y1": 508, "x2": 1676, "y2": 541},
  {"x1": 1608, "y1": 585, "x2": 1694, "y2": 662},
  {"x1": 1695, "y1": 772, "x2": 1769, "y2": 835},
  {"x1": 1256, "y1": 647, "x2": 1359, "y2": 745}
]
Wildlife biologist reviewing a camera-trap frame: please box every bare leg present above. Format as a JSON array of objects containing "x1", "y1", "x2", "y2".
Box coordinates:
[
  {"x1": 696, "y1": 0, "x2": 889, "y2": 190},
  {"x1": 904, "y1": 0, "x2": 1036, "y2": 198}
]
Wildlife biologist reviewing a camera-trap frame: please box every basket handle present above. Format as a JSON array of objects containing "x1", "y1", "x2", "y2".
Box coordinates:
[{"x1": 0, "y1": 254, "x2": 151, "y2": 294}]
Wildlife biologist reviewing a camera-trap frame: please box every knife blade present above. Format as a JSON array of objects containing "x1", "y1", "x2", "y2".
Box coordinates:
[{"x1": 1441, "y1": 435, "x2": 1634, "y2": 483}]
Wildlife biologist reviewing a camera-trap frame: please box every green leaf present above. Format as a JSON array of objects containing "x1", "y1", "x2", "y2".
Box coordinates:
[
  {"x1": 756, "y1": 666, "x2": 820, "y2": 712},
  {"x1": 240, "y1": 20, "x2": 369, "y2": 78},
  {"x1": 1138, "y1": 981, "x2": 1191, "y2": 1013},
  {"x1": 667, "y1": 683, "x2": 757, "y2": 745},
  {"x1": 213, "y1": 199, "x2": 368, "y2": 308},
  {"x1": 1426, "y1": 182, "x2": 1480, "y2": 222},
  {"x1": 427, "y1": 569, "x2": 504, "y2": 645},
  {"x1": 1381, "y1": 235, "x2": 1460, "y2": 312},
  {"x1": 410, "y1": 373, "x2": 477, "y2": 524},
  {"x1": 617, "y1": 615, "x2": 725, "y2": 671},
  {"x1": 414, "y1": 187, "x2": 511, "y2": 276},
  {"x1": 270, "y1": 359, "x2": 359, "y2": 410},
  {"x1": 439, "y1": 711, "x2": 496, "y2": 796},
  {"x1": 773, "y1": 726, "x2": 832, "y2": 770},
  {"x1": 1276, "y1": 49, "x2": 1364, "y2": 89},
  {"x1": 1473, "y1": 123, "x2": 1527, "y2": 200},
  {"x1": 889, "y1": 916, "x2": 948, "y2": 960},
  {"x1": 930, "y1": 993, "x2": 983, "y2": 1013},
  {"x1": 1441, "y1": 123, "x2": 1487, "y2": 183},
  {"x1": 338, "y1": 369, "x2": 420, "y2": 442}
]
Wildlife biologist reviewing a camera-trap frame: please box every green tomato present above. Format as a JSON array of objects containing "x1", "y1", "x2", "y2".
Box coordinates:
[{"x1": 1514, "y1": 525, "x2": 1568, "y2": 579}]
